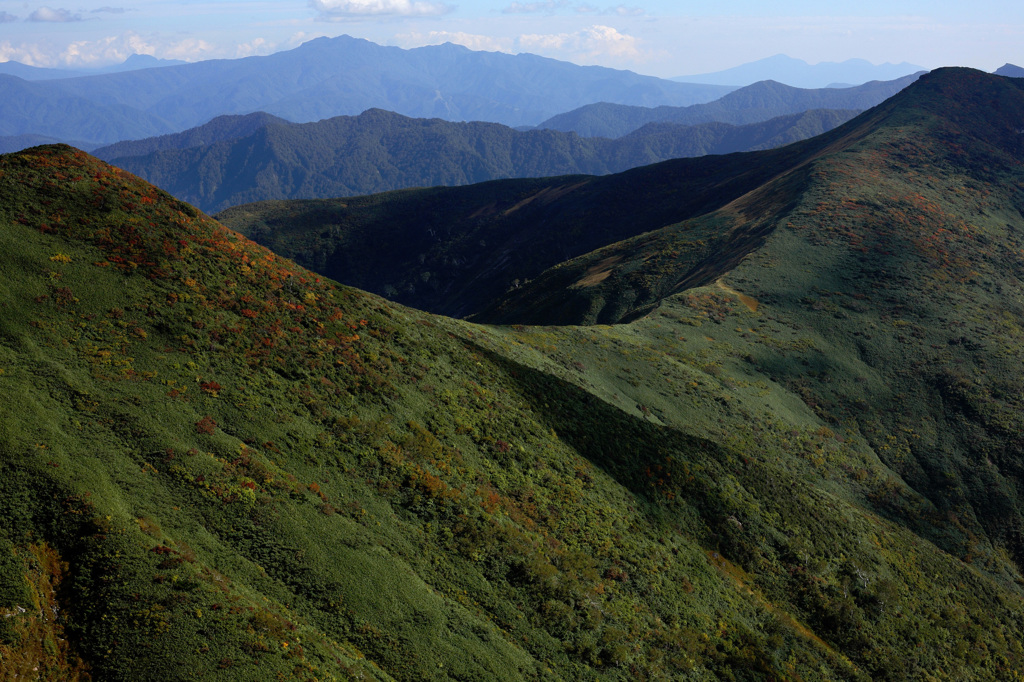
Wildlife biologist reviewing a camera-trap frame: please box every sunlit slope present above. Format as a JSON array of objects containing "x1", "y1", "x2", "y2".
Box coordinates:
[
  {"x1": 474, "y1": 65, "x2": 1024, "y2": 621},
  {"x1": 0, "y1": 147, "x2": 841, "y2": 680}
]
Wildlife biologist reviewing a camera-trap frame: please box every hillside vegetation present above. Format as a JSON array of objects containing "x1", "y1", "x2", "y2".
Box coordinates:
[
  {"x1": 102, "y1": 108, "x2": 856, "y2": 214},
  {"x1": 2, "y1": 66, "x2": 1024, "y2": 681}
]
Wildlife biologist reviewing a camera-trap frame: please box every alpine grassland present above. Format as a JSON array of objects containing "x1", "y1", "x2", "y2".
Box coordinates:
[{"x1": 2, "y1": 67, "x2": 1024, "y2": 681}]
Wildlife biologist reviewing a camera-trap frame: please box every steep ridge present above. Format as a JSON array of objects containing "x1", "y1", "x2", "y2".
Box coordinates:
[
  {"x1": 103, "y1": 107, "x2": 856, "y2": 214},
  {"x1": 473, "y1": 81, "x2": 914, "y2": 325},
  {"x1": 4, "y1": 137, "x2": 1024, "y2": 680}
]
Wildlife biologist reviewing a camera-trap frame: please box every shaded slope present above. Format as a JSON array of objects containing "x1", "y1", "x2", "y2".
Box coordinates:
[
  {"x1": 217, "y1": 131, "x2": 838, "y2": 320},
  {"x1": 3, "y1": 144, "x2": 1024, "y2": 681},
  {"x1": 108, "y1": 107, "x2": 856, "y2": 214},
  {"x1": 219, "y1": 86, "x2": 925, "y2": 321},
  {"x1": 536, "y1": 73, "x2": 923, "y2": 138}
]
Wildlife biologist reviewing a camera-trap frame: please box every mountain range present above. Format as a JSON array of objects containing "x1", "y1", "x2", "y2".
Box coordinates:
[
  {"x1": 535, "y1": 73, "x2": 925, "y2": 138},
  {"x1": 672, "y1": 54, "x2": 926, "y2": 88},
  {"x1": 96, "y1": 107, "x2": 858, "y2": 214},
  {"x1": 2, "y1": 66, "x2": 1024, "y2": 680},
  {"x1": 0, "y1": 35, "x2": 734, "y2": 147}
]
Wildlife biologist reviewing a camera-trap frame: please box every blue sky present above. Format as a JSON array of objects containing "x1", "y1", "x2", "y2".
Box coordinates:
[{"x1": 1, "y1": 0, "x2": 1021, "y2": 77}]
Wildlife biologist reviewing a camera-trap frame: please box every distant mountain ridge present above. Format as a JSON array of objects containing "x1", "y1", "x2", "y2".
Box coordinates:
[
  {"x1": 673, "y1": 54, "x2": 926, "y2": 88},
  {"x1": 98, "y1": 107, "x2": 857, "y2": 213},
  {"x1": 0, "y1": 74, "x2": 172, "y2": 144},
  {"x1": 0, "y1": 35, "x2": 735, "y2": 146},
  {"x1": 0, "y1": 53, "x2": 186, "y2": 81},
  {"x1": 0, "y1": 133, "x2": 95, "y2": 154},
  {"x1": 536, "y1": 72, "x2": 925, "y2": 138},
  {"x1": 995, "y1": 63, "x2": 1024, "y2": 78}
]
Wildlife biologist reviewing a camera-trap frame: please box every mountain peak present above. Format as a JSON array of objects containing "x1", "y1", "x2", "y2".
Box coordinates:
[{"x1": 995, "y1": 63, "x2": 1024, "y2": 78}]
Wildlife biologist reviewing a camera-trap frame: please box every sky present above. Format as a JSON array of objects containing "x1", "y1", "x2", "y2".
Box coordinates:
[{"x1": 0, "y1": 0, "x2": 1022, "y2": 77}]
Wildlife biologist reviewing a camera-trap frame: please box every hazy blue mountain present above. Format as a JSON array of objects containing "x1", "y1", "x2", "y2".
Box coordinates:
[
  {"x1": 0, "y1": 54, "x2": 186, "y2": 81},
  {"x1": 6, "y1": 35, "x2": 735, "y2": 146},
  {"x1": 673, "y1": 53, "x2": 926, "y2": 88},
  {"x1": 103, "y1": 107, "x2": 857, "y2": 213},
  {"x1": 995, "y1": 63, "x2": 1024, "y2": 78},
  {"x1": 537, "y1": 72, "x2": 924, "y2": 138},
  {"x1": 97, "y1": 54, "x2": 188, "y2": 73},
  {"x1": 0, "y1": 61, "x2": 80, "y2": 80},
  {"x1": 0, "y1": 133, "x2": 97, "y2": 154},
  {"x1": 0, "y1": 74, "x2": 174, "y2": 146}
]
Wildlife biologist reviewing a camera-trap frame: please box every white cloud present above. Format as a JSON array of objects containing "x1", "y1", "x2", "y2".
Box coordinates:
[
  {"x1": 397, "y1": 31, "x2": 514, "y2": 53},
  {"x1": 286, "y1": 32, "x2": 329, "y2": 48},
  {"x1": 236, "y1": 37, "x2": 273, "y2": 58},
  {"x1": 518, "y1": 24, "x2": 643, "y2": 60},
  {"x1": 28, "y1": 7, "x2": 83, "y2": 22},
  {"x1": 0, "y1": 41, "x2": 53, "y2": 66},
  {"x1": 503, "y1": 1, "x2": 644, "y2": 15},
  {"x1": 503, "y1": 1, "x2": 569, "y2": 13},
  {"x1": 0, "y1": 11, "x2": 17, "y2": 23},
  {"x1": 612, "y1": 5, "x2": 644, "y2": 16},
  {"x1": 155, "y1": 38, "x2": 218, "y2": 62},
  {"x1": 60, "y1": 33, "x2": 156, "y2": 66},
  {"x1": 3, "y1": 32, "x2": 219, "y2": 68},
  {"x1": 311, "y1": 0, "x2": 453, "y2": 18},
  {"x1": 92, "y1": 7, "x2": 129, "y2": 14}
]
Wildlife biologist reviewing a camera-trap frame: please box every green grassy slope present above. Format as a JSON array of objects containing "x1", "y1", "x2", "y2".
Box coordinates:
[
  {"x1": 210, "y1": 67, "x2": 1024, "y2": 677},
  {"x1": 3, "y1": 67, "x2": 1024, "y2": 681},
  {"x1": 0, "y1": 145, "x2": 1018, "y2": 681},
  {"x1": 0, "y1": 145, "x2": 878, "y2": 681}
]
